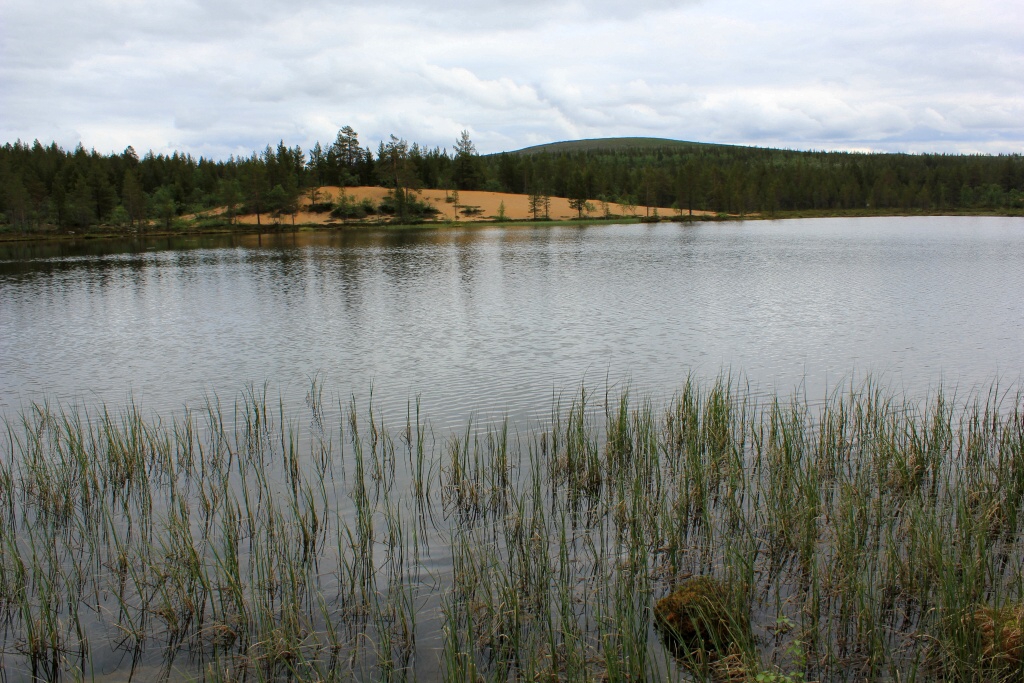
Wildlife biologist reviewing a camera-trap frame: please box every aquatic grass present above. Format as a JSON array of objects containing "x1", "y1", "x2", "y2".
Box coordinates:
[{"x1": 2, "y1": 376, "x2": 1024, "y2": 680}]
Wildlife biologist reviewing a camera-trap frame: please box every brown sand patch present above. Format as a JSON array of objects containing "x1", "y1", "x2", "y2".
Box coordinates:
[{"x1": 232, "y1": 186, "x2": 715, "y2": 226}]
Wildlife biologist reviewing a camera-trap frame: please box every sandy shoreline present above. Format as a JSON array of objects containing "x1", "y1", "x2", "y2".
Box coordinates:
[{"x1": 231, "y1": 186, "x2": 715, "y2": 226}]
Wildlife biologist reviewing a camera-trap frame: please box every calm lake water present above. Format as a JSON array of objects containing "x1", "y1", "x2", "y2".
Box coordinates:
[{"x1": 2, "y1": 216, "x2": 1023, "y2": 426}]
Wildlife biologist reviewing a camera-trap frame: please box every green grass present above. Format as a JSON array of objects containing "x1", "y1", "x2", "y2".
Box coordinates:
[{"x1": 2, "y1": 375, "x2": 1024, "y2": 681}]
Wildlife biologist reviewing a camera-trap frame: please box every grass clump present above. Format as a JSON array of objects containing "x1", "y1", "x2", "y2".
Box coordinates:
[
  {"x1": 654, "y1": 576, "x2": 753, "y2": 680},
  {"x1": 654, "y1": 576, "x2": 742, "y2": 652},
  {"x1": 971, "y1": 603, "x2": 1024, "y2": 669}
]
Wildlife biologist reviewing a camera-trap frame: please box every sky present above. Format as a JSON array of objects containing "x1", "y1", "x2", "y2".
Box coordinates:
[{"x1": 2, "y1": 0, "x2": 1022, "y2": 159}]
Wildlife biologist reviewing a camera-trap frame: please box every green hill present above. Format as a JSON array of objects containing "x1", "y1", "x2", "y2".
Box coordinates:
[
  {"x1": 509, "y1": 137, "x2": 726, "y2": 155},
  {"x1": 486, "y1": 136, "x2": 1023, "y2": 215}
]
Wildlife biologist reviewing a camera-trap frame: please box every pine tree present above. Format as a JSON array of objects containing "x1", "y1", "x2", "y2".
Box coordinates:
[
  {"x1": 122, "y1": 170, "x2": 146, "y2": 227},
  {"x1": 453, "y1": 130, "x2": 481, "y2": 190}
]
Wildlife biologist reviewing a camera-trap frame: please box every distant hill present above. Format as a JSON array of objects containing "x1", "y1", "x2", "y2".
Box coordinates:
[
  {"x1": 508, "y1": 137, "x2": 730, "y2": 155},
  {"x1": 487, "y1": 135, "x2": 1021, "y2": 216}
]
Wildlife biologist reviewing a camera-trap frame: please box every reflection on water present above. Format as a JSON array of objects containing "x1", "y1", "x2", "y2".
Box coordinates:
[{"x1": 2, "y1": 217, "x2": 1023, "y2": 425}]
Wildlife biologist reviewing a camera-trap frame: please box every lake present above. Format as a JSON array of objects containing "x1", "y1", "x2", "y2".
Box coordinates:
[
  {"x1": 3, "y1": 216, "x2": 1023, "y2": 427},
  {"x1": 2, "y1": 215, "x2": 1024, "y2": 682}
]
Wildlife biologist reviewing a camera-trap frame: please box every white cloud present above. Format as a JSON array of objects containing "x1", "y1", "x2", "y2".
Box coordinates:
[
  {"x1": 420, "y1": 66, "x2": 545, "y2": 110},
  {"x1": 1, "y1": 0, "x2": 1022, "y2": 156}
]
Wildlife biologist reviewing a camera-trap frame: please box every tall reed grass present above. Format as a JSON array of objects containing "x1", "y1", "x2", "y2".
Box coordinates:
[{"x1": 1, "y1": 375, "x2": 1023, "y2": 681}]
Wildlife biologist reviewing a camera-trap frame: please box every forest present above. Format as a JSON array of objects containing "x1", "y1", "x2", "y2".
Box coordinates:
[{"x1": 1, "y1": 127, "x2": 1022, "y2": 231}]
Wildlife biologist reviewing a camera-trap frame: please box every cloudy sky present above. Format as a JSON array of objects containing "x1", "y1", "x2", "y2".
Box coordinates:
[{"x1": 2, "y1": 0, "x2": 1022, "y2": 158}]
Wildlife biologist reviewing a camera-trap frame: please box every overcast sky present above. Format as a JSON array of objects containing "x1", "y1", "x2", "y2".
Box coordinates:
[{"x1": 2, "y1": 0, "x2": 1022, "y2": 159}]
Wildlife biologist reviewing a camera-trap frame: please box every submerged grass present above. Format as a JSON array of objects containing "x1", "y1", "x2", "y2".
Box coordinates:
[{"x1": 1, "y1": 375, "x2": 1024, "y2": 681}]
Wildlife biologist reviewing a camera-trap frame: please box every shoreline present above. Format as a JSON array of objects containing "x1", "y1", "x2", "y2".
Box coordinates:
[{"x1": 1, "y1": 207, "x2": 1021, "y2": 244}]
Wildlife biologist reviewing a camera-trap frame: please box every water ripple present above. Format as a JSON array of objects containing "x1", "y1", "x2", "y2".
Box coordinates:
[{"x1": 2, "y1": 217, "x2": 1023, "y2": 425}]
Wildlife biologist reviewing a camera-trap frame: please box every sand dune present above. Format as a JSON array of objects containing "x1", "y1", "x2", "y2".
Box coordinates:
[{"x1": 232, "y1": 186, "x2": 713, "y2": 226}]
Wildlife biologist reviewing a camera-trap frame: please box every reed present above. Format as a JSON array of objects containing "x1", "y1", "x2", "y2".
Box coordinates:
[{"x1": 1, "y1": 375, "x2": 1023, "y2": 681}]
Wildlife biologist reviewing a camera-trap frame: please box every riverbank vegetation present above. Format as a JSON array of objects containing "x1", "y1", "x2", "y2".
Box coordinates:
[
  {"x1": 1, "y1": 131, "x2": 1022, "y2": 236},
  {"x1": 2, "y1": 375, "x2": 1024, "y2": 681}
]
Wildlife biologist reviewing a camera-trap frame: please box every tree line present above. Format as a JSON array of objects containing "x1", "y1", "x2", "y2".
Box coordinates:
[
  {"x1": 1, "y1": 128, "x2": 1021, "y2": 230},
  {"x1": 496, "y1": 141, "x2": 1024, "y2": 216}
]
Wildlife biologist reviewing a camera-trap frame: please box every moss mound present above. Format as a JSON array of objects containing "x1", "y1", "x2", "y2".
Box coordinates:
[
  {"x1": 972, "y1": 604, "x2": 1024, "y2": 668},
  {"x1": 654, "y1": 576, "x2": 746, "y2": 657}
]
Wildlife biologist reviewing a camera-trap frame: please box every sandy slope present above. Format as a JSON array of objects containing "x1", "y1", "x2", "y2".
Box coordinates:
[{"x1": 232, "y1": 187, "x2": 714, "y2": 225}]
